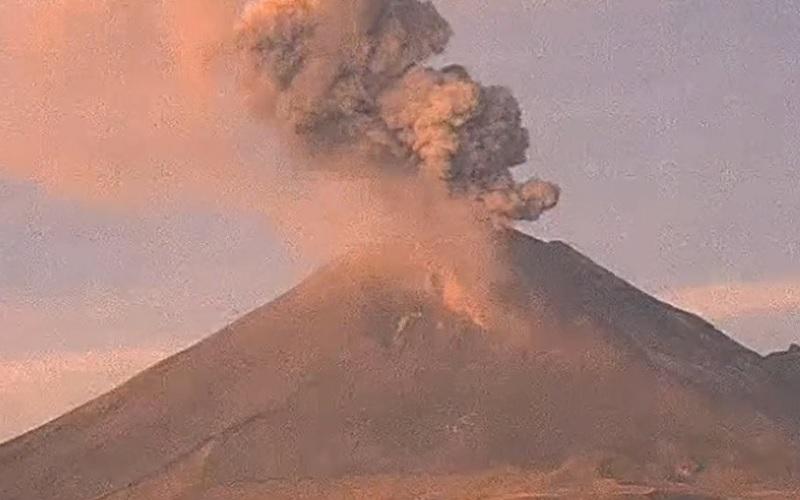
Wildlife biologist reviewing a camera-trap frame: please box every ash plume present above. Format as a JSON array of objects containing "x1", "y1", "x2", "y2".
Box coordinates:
[{"x1": 235, "y1": 0, "x2": 560, "y2": 224}]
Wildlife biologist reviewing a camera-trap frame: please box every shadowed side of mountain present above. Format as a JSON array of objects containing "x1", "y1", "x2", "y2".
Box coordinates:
[
  {"x1": 765, "y1": 344, "x2": 800, "y2": 390},
  {"x1": 505, "y1": 232, "x2": 800, "y2": 423}
]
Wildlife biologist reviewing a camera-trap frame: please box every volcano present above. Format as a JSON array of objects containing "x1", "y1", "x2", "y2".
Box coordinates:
[{"x1": 1, "y1": 231, "x2": 799, "y2": 499}]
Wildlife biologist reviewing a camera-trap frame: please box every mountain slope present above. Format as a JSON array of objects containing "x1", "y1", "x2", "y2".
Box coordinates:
[
  {"x1": 0, "y1": 231, "x2": 798, "y2": 500},
  {"x1": 765, "y1": 344, "x2": 800, "y2": 391}
]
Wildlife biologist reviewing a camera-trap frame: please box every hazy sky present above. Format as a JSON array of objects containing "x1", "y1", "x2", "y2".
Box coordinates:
[{"x1": 1, "y1": 0, "x2": 798, "y2": 441}]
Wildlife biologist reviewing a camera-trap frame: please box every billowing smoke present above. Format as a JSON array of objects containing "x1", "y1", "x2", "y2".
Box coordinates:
[
  {"x1": 0, "y1": 0, "x2": 558, "y2": 329},
  {"x1": 235, "y1": 0, "x2": 560, "y2": 225}
]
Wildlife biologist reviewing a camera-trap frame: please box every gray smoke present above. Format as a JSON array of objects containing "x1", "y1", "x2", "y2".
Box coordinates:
[{"x1": 236, "y1": 0, "x2": 559, "y2": 224}]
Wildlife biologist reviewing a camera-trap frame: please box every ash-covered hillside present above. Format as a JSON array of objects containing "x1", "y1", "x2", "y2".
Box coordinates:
[{"x1": 1, "y1": 231, "x2": 798, "y2": 500}]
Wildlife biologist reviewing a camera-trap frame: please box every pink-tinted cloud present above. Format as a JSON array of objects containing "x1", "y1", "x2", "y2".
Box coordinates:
[
  {"x1": 0, "y1": 0, "x2": 457, "y2": 262},
  {"x1": 663, "y1": 278, "x2": 800, "y2": 321},
  {"x1": 0, "y1": 345, "x2": 180, "y2": 443},
  {"x1": 0, "y1": 0, "x2": 252, "y2": 206}
]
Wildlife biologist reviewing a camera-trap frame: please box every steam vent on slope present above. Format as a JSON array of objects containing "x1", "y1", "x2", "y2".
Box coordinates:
[{"x1": 1, "y1": 1, "x2": 800, "y2": 499}]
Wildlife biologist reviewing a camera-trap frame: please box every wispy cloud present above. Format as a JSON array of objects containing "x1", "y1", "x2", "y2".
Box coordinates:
[
  {"x1": 0, "y1": 345, "x2": 181, "y2": 443},
  {"x1": 0, "y1": 0, "x2": 269, "y2": 209},
  {"x1": 0, "y1": 286, "x2": 236, "y2": 355},
  {"x1": 662, "y1": 278, "x2": 800, "y2": 321}
]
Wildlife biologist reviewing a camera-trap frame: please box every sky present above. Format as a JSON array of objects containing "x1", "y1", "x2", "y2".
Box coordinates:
[{"x1": 0, "y1": 0, "x2": 798, "y2": 441}]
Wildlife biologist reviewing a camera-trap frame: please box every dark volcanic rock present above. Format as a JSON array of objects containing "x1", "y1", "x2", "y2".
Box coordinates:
[
  {"x1": 765, "y1": 343, "x2": 800, "y2": 389},
  {"x1": 0, "y1": 232, "x2": 798, "y2": 500}
]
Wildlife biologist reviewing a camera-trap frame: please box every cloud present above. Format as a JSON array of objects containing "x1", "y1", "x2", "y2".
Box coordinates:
[
  {"x1": 0, "y1": 345, "x2": 179, "y2": 443},
  {"x1": 0, "y1": 0, "x2": 510, "y2": 263},
  {"x1": 0, "y1": 0, "x2": 260, "y2": 207},
  {"x1": 0, "y1": 271, "x2": 290, "y2": 357},
  {"x1": 662, "y1": 278, "x2": 800, "y2": 321}
]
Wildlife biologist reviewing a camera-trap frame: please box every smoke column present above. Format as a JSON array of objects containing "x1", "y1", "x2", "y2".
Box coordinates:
[
  {"x1": 235, "y1": 0, "x2": 560, "y2": 226},
  {"x1": 0, "y1": 0, "x2": 560, "y2": 329}
]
